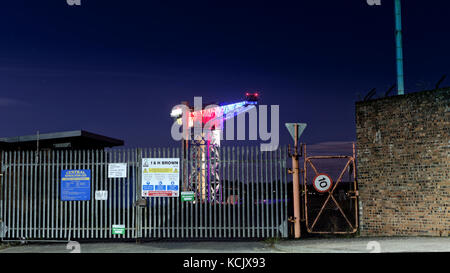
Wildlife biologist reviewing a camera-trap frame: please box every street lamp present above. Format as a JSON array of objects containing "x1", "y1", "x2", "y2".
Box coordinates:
[
  {"x1": 394, "y1": 0, "x2": 405, "y2": 95},
  {"x1": 368, "y1": 0, "x2": 405, "y2": 95}
]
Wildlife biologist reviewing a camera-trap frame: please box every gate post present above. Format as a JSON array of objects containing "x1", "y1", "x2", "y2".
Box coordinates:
[
  {"x1": 285, "y1": 123, "x2": 307, "y2": 239},
  {"x1": 135, "y1": 148, "x2": 143, "y2": 241}
]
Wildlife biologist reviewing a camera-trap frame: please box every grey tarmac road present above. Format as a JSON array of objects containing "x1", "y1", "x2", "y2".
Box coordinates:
[{"x1": 0, "y1": 237, "x2": 449, "y2": 253}]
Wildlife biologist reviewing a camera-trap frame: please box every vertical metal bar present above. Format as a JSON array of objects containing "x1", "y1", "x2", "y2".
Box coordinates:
[
  {"x1": 0, "y1": 150, "x2": 3, "y2": 239},
  {"x1": 11, "y1": 150, "x2": 15, "y2": 239},
  {"x1": 132, "y1": 149, "x2": 136, "y2": 239},
  {"x1": 0, "y1": 151, "x2": 4, "y2": 239},
  {"x1": 7, "y1": 151, "x2": 11, "y2": 239},
  {"x1": 190, "y1": 146, "x2": 194, "y2": 238},
  {"x1": 206, "y1": 144, "x2": 210, "y2": 238},
  {"x1": 108, "y1": 150, "x2": 112, "y2": 239},
  {"x1": 265, "y1": 150, "x2": 269, "y2": 237},
  {"x1": 89, "y1": 150, "x2": 93, "y2": 239},
  {"x1": 94, "y1": 150, "x2": 98, "y2": 239},
  {"x1": 142, "y1": 148, "x2": 146, "y2": 238},
  {"x1": 0, "y1": 151, "x2": 3, "y2": 238},
  {"x1": 51, "y1": 150, "x2": 55, "y2": 238},
  {"x1": 121, "y1": 149, "x2": 125, "y2": 238},
  {"x1": 70, "y1": 149, "x2": 74, "y2": 240},
  {"x1": 19, "y1": 151, "x2": 23, "y2": 239},
  {"x1": 159, "y1": 148, "x2": 163, "y2": 238},
  {"x1": 212, "y1": 146, "x2": 216, "y2": 238},
  {"x1": 77, "y1": 150, "x2": 81, "y2": 239},
  {"x1": 46, "y1": 151, "x2": 50, "y2": 238},
  {"x1": 38, "y1": 150, "x2": 42, "y2": 239},
  {"x1": 251, "y1": 147, "x2": 255, "y2": 238},
  {"x1": 245, "y1": 146, "x2": 250, "y2": 238},
  {"x1": 33, "y1": 150, "x2": 36, "y2": 239},
  {"x1": 255, "y1": 147, "x2": 260, "y2": 238},
  {"x1": 71, "y1": 150, "x2": 75, "y2": 239},
  {"x1": 42, "y1": 150, "x2": 46, "y2": 238},
  {"x1": 270, "y1": 149, "x2": 274, "y2": 237},
  {"x1": 163, "y1": 148, "x2": 167, "y2": 238},
  {"x1": 171, "y1": 148, "x2": 175, "y2": 238},
  {"x1": 25, "y1": 151, "x2": 29, "y2": 238},
  {"x1": 259, "y1": 148, "x2": 263, "y2": 237},
  {"x1": 162, "y1": 147, "x2": 166, "y2": 238},
  {"x1": 57, "y1": 150, "x2": 61, "y2": 239},
  {"x1": 4, "y1": 151, "x2": 9, "y2": 238},
  {"x1": 63, "y1": 150, "x2": 67, "y2": 239},
  {"x1": 150, "y1": 148, "x2": 153, "y2": 238},
  {"x1": 43, "y1": 151, "x2": 47, "y2": 238},
  {"x1": 231, "y1": 146, "x2": 235, "y2": 238},
  {"x1": 226, "y1": 147, "x2": 230, "y2": 238},
  {"x1": 57, "y1": 150, "x2": 61, "y2": 238},
  {"x1": 275, "y1": 148, "x2": 280, "y2": 237},
  {"x1": 180, "y1": 146, "x2": 184, "y2": 239},
  {"x1": 126, "y1": 149, "x2": 130, "y2": 238},
  {"x1": 83, "y1": 150, "x2": 87, "y2": 239},
  {"x1": 236, "y1": 147, "x2": 241, "y2": 238},
  {"x1": 199, "y1": 145, "x2": 203, "y2": 239},
  {"x1": 176, "y1": 147, "x2": 180, "y2": 239},
  {"x1": 29, "y1": 149, "x2": 36, "y2": 238},
  {"x1": 218, "y1": 146, "x2": 223, "y2": 238},
  {"x1": 6, "y1": 152, "x2": 11, "y2": 239},
  {"x1": 100, "y1": 150, "x2": 104, "y2": 239},
  {"x1": 12, "y1": 150, "x2": 16, "y2": 239},
  {"x1": 12, "y1": 150, "x2": 16, "y2": 238},
  {"x1": 284, "y1": 146, "x2": 288, "y2": 237},
  {"x1": 110, "y1": 149, "x2": 115, "y2": 239}
]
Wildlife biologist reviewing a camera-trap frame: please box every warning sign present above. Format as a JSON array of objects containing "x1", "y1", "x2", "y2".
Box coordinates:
[{"x1": 141, "y1": 158, "x2": 179, "y2": 197}]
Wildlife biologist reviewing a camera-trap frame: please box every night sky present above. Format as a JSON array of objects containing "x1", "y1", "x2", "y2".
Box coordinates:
[{"x1": 1, "y1": 0, "x2": 449, "y2": 150}]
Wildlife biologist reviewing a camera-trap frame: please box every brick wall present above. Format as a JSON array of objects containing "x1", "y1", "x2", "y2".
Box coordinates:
[{"x1": 356, "y1": 88, "x2": 449, "y2": 236}]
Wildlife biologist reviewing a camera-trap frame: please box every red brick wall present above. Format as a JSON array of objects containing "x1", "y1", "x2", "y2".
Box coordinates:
[{"x1": 356, "y1": 88, "x2": 449, "y2": 236}]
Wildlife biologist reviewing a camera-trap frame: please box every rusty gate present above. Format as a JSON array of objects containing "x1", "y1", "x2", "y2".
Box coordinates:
[{"x1": 301, "y1": 144, "x2": 359, "y2": 234}]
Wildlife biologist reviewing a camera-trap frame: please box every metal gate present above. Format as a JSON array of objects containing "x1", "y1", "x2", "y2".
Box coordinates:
[
  {"x1": 0, "y1": 146, "x2": 289, "y2": 241},
  {"x1": 302, "y1": 145, "x2": 359, "y2": 234}
]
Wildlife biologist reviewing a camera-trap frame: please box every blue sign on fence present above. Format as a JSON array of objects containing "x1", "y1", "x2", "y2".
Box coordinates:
[{"x1": 61, "y1": 170, "x2": 91, "y2": 201}]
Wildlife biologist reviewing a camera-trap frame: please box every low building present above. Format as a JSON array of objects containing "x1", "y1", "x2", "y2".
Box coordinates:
[{"x1": 0, "y1": 130, "x2": 124, "y2": 150}]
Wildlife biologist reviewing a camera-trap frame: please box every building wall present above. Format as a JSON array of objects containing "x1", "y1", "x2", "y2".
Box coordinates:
[{"x1": 355, "y1": 88, "x2": 449, "y2": 236}]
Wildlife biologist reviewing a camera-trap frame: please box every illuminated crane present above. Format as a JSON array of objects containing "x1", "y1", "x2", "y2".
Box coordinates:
[{"x1": 170, "y1": 92, "x2": 259, "y2": 202}]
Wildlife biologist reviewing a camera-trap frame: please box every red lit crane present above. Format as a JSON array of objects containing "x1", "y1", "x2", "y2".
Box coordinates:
[{"x1": 170, "y1": 92, "x2": 260, "y2": 202}]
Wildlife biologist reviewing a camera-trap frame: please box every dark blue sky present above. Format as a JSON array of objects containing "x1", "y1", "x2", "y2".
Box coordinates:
[{"x1": 0, "y1": 0, "x2": 449, "y2": 148}]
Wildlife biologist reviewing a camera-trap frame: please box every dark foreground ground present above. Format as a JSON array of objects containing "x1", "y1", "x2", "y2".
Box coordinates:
[{"x1": 0, "y1": 237, "x2": 449, "y2": 253}]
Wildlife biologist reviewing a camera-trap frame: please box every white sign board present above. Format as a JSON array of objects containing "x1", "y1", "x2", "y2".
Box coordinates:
[
  {"x1": 108, "y1": 163, "x2": 127, "y2": 178},
  {"x1": 141, "y1": 158, "x2": 179, "y2": 197},
  {"x1": 95, "y1": 190, "x2": 108, "y2": 200},
  {"x1": 313, "y1": 173, "x2": 333, "y2": 193}
]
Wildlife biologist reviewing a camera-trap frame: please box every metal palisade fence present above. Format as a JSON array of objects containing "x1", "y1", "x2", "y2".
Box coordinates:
[{"x1": 0, "y1": 146, "x2": 289, "y2": 240}]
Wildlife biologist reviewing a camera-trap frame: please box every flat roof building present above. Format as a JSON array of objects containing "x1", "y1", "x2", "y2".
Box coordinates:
[{"x1": 0, "y1": 130, "x2": 124, "y2": 150}]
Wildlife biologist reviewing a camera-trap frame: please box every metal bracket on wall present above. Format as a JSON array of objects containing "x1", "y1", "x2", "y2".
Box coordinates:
[{"x1": 134, "y1": 199, "x2": 147, "y2": 207}]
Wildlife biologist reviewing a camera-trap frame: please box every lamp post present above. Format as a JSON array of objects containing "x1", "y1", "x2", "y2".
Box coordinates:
[
  {"x1": 394, "y1": 0, "x2": 405, "y2": 95},
  {"x1": 368, "y1": 0, "x2": 405, "y2": 95}
]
